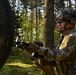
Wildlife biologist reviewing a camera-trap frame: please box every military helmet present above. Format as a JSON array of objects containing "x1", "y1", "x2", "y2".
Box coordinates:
[{"x1": 56, "y1": 9, "x2": 76, "y2": 23}]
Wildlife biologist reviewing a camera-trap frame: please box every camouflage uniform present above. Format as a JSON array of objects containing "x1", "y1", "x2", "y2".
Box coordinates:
[
  {"x1": 55, "y1": 29, "x2": 76, "y2": 75},
  {"x1": 38, "y1": 29, "x2": 76, "y2": 75},
  {"x1": 37, "y1": 9, "x2": 76, "y2": 75}
]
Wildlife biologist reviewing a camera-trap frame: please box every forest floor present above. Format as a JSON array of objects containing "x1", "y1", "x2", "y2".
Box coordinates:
[{"x1": 2, "y1": 50, "x2": 41, "y2": 75}]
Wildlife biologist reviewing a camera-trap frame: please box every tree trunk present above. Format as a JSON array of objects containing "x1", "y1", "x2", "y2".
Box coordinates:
[
  {"x1": 44, "y1": 0, "x2": 54, "y2": 49},
  {"x1": 68, "y1": 0, "x2": 71, "y2": 9},
  {"x1": 30, "y1": 0, "x2": 34, "y2": 42},
  {"x1": 0, "y1": 0, "x2": 14, "y2": 69},
  {"x1": 43, "y1": 0, "x2": 54, "y2": 75}
]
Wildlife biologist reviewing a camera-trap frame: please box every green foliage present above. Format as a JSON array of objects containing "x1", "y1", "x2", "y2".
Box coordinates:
[
  {"x1": 55, "y1": 0, "x2": 65, "y2": 11},
  {"x1": 54, "y1": 27, "x2": 60, "y2": 44},
  {"x1": 14, "y1": 9, "x2": 44, "y2": 42},
  {"x1": 8, "y1": 48, "x2": 33, "y2": 64},
  {"x1": 3, "y1": 65, "x2": 41, "y2": 75},
  {"x1": 2, "y1": 50, "x2": 41, "y2": 75}
]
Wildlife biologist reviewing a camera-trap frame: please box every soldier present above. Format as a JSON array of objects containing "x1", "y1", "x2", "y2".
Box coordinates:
[{"x1": 17, "y1": 9, "x2": 76, "y2": 75}]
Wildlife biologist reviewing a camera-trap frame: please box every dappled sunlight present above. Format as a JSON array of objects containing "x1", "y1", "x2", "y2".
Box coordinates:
[
  {"x1": 3, "y1": 62, "x2": 41, "y2": 75},
  {"x1": 5, "y1": 62, "x2": 35, "y2": 68},
  {"x1": 2, "y1": 52, "x2": 41, "y2": 75}
]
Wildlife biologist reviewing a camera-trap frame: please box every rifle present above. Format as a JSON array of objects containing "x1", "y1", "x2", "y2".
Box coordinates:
[
  {"x1": 13, "y1": 41, "x2": 36, "y2": 54},
  {"x1": 13, "y1": 41, "x2": 56, "y2": 75},
  {"x1": 13, "y1": 41, "x2": 43, "y2": 57},
  {"x1": 26, "y1": 52, "x2": 56, "y2": 75}
]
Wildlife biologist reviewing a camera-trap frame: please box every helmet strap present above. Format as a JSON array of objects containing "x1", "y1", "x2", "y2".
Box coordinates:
[{"x1": 64, "y1": 22, "x2": 73, "y2": 31}]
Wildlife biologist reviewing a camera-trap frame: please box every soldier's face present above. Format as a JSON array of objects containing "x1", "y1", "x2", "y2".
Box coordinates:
[{"x1": 56, "y1": 20, "x2": 66, "y2": 33}]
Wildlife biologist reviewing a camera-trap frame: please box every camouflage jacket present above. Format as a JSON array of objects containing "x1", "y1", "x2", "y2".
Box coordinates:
[
  {"x1": 38, "y1": 29, "x2": 76, "y2": 75},
  {"x1": 54, "y1": 29, "x2": 76, "y2": 75}
]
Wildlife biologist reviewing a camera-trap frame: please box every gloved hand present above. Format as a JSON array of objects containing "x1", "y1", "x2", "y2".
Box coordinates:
[{"x1": 25, "y1": 42, "x2": 39, "y2": 53}]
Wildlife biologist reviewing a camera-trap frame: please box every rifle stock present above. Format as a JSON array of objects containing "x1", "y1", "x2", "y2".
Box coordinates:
[
  {"x1": 13, "y1": 41, "x2": 56, "y2": 75},
  {"x1": 28, "y1": 53, "x2": 56, "y2": 75}
]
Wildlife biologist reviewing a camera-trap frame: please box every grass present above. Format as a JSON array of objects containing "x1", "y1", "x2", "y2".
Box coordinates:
[
  {"x1": 2, "y1": 49, "x2": 41, "y2": 75},
  {"x1": 2, "y1": 62, "x2": 41, "y2": 75}
]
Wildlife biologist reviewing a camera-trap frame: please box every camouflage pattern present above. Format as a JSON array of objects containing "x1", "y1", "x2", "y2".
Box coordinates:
[
  {"x1": 53, "y1": 29, "x2": 76, "y2": 75},
  {"x1": 56, "y1": 9, "x2": 76, "y2": 23},
  {"x1": 38, "y1": 29, "x2": 76, "y2": 75}
]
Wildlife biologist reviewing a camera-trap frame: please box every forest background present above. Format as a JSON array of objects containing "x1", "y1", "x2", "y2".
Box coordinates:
[{"x1": 2, "y1": 0, "x2": 76, "y2": 75}]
